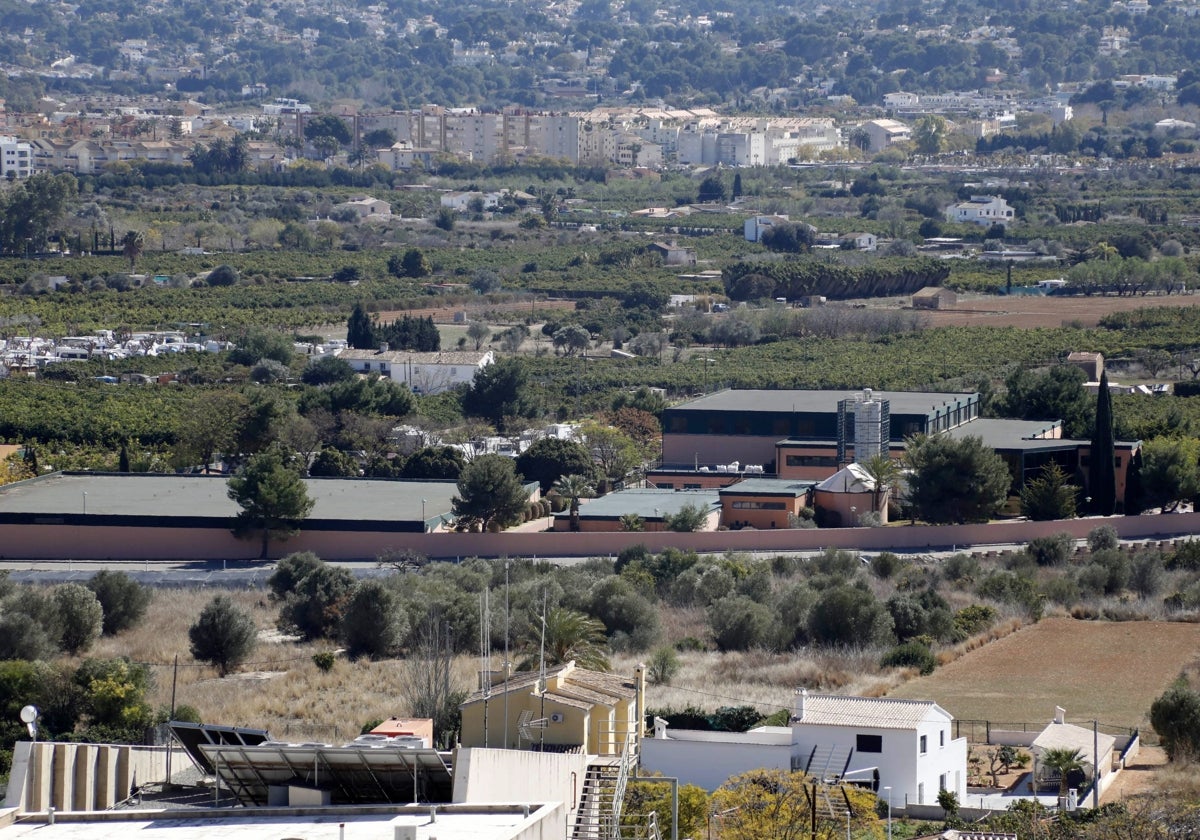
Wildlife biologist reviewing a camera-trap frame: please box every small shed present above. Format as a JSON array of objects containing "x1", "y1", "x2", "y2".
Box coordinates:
[
  {"x1": 912, "y1": 287, "x2": 957, "y2": 310},
  {"x1": 1030, "y1": 707, "x2": 1116, "y2": 795},
  {"x1": 648, "y1": 241, "x2": 697, "y2": 266},
  {"x1": 811, "y1": 463, "x2": 883, "y2": 527},
  {"x1": 1066, "y1": 351, "x2": 1104, "y2": 381}
]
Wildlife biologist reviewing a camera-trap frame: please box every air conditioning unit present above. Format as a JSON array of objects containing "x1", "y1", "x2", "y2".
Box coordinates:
[{"x1": 550, "y1": 713, "x2": 564, "y2": 723}]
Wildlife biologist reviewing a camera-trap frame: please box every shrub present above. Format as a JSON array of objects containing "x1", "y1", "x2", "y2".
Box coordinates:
[
  {"x1": 0, "y1": 612, "x2": 58, "y2": 661},
  {"x1": 589, "y1": 577, "x2": 660, "y2": 651},
  {"x1": 189, "y1": 595, "x2": 258, "y2": 677},
  {"x1": 1041, "y1": 576, "x2": 1081, "y2": 607},
  {"x1": 1087, "y1": 525, "x2": 1119, "y2": 553},
  {"x1": 267, "y1": 552, "x2": 324, "y2": 601},
  {"x1": 74, "y1": 658, "x2": 154, "y2": 738},
  {"x1": 86, "y1": 571, "x2": 151, "y2": 635},
  {"x1": 1150, "y1": 678, "x2": 1200, "y2": 761},
  {"x1": 340, "y1": 580, "x2": 408, "y2": 659},
  {"x1": 807, "y1": 586, "x2": 894, "y2": 647},
  {"x1": 312, "y1": 651, "x2": 336, "y2": 672},
  {"x1": 976, "y1": 572, "x2": 1043, "y2": 619},
  {"x1": 279, "y1": 563, "x2": 356, "y2": 640},
  {"x1": 881, "y1": 641, "x2": 937, "y2": 675},
  {"x1": 1167, "y1": 540, "x2": 1200, "y2": 571},
  {"x1": 1026, "y1": 533, "x2": 1074, "y2": 566},
  {"x1": 952, "y1": 604, "x2": 997, "y2": 639},
  {"x1": 708, "y1": 594, "x2": 776, "y2": 651},
  {"x1": 1130, "y1": 552, "x2": 1165, "y2": 598},
  {"x1": 647, "y1": 647, "x2": 680, "y2": 685},
  {"x1": 54, "y1": 584, "x2": 104, "y2": 654},
  {"x1": 172, "y1": 704, "x2": 203, "y2": 724},
  {"x1": 1091, "y1": 549, "x2": 1132, "y2": 595},
  {"x1": 709, "y1": 706, "x2": 763, "y2": 732},
  {"x1": 942, "y1": 553, "x2": 980, "y2": 584},
  {"x1": 870, "y1": 552, "x2": 903, "y2": 579}
]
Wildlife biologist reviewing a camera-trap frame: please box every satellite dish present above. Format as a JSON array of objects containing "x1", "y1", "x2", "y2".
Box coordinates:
[{"x1": 19, "y1": 705, "x2": 38, "y2": 724}]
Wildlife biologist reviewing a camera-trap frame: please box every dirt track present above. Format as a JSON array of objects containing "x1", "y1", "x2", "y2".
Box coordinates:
[{"x1": 921, "y1": 292, "x2": 1199, "y2": 329}]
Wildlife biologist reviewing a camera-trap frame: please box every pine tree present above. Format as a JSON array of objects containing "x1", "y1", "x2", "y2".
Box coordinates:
[
  {"x1": 1091, "y1": 370, "x2": 1117, "y2": 515},
  {"x1": 346, "y1": 303, "x2": 375, "y2": 349}
]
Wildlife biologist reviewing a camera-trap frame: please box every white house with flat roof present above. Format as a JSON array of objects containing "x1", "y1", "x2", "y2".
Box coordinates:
[
  {"x1": 335, "y1": 348, "x2": 493, "y2": 394},
  {"x1": 945, "y1": 195, "x2": 1014, "y2": 227},
  {"x1": 641, "y1": 690, "x2": 967, "y2": 808}
]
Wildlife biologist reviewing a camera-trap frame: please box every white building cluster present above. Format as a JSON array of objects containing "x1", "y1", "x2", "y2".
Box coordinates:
[{"x1": 355, "y1": 106, "x2": 840, "y2": 168}]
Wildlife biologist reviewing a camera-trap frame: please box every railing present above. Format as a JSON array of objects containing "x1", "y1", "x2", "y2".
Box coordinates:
[{"x1": 610, "y1": 734, "x2": 636, "y2": 840}]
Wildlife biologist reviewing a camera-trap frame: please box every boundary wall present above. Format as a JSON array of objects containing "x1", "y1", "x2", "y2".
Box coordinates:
[{"x1": 1, "y1": 512, "x2": 1199, "y2": 562}]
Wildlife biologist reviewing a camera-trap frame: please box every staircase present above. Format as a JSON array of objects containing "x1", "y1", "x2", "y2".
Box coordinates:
[
  {"x1": 796, "y1": 743, "x2": 854, "y2": 783},
  {"x1": 571, "y1": 734, "x2": 637, "y2": 840},
  {"x1": 572, "y1": 760, "x2": 621, "y2": 840}
]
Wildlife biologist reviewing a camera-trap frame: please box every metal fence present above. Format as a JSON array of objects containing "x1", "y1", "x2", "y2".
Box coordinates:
[{"x1": 953, "y1": 719, "x2": 1149, "y2": 747}]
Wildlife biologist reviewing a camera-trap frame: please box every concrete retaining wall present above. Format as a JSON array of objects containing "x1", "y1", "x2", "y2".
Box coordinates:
[
  {"x1": 1, "y1": 512, "x2": 1199, "y2": 562},
  {"x1": 4, "y1": 742, "x2": 169, "y2": 813}
]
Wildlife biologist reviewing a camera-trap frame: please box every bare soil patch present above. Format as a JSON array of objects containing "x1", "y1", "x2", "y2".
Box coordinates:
[
  {"x1": 373, "y1": 298, "x2": 576, "y2": 325},
  {"x1": 887, "y1": 616, "x2": 1200, "y2": 729},
  {"x1": 920, "y1": 292, "x2": 1199, "y2": 329}
]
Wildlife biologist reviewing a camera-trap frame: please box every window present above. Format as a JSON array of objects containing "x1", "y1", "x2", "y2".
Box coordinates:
[
  {"x1": 939, "y1": 773, "x2": 947, "y2": 792},
  {"x1": 657, "y1": 482, "x2": 674, "y2": 489},
  {"x1": 731, "y1": 500, "x2": 787, "y2": 510},
  {"x1": 939, "y1": 730, "x2": 945, "y2": 747},
  {"x1": 785, "y1": 455, "x2": 837, "y2": 468},
  {"x1": 856, "y1": 734, "x2": 882, "y2": 753},
  {"x1": 919, "y1": 735, "x2": 927, "y2": 754}
]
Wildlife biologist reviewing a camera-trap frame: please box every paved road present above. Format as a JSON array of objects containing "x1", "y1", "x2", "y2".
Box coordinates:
[{"x1": 0, "y1": 541, "x2": 1067, "y2": 587}]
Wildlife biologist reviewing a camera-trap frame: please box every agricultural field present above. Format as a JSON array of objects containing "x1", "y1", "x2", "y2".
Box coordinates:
[{"x1": 887, "y1": 616, "x2": 1200, "y2": 730}]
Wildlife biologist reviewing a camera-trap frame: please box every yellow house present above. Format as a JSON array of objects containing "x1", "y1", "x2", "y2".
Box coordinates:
[{"x1": 460, "y1": 662, "x2": 643, "y2": 756}]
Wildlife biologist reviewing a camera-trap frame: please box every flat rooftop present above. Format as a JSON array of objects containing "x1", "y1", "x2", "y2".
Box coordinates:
[
  {"x1": 718, "y1": 478, "x2": 816, "y2": 497},
  {"x1": 0, "y1": 473, "x2": 459, "y2": 524},
  {"x1": 670, "y1": 389, "x2": 977, "y2": 415},
  {"x1": 945, "y1": 419, "x2": 1085, "y2": 451},
  {"x1": 564, "y1": 488, "x2": 719, "y2": 520},
  {"x1": 0, "y1": 804, "x2": 556, "y2": 840}
]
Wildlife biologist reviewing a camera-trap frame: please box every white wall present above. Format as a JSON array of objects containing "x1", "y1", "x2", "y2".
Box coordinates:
[
  {"x1": 453, "y1": 748, "x2": 588, "y2": 831},
  {"x1": 641, "y1": 736, "x2": 793, "y2": 791}
]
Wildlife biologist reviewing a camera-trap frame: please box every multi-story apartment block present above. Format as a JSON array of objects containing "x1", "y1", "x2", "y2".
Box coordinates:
[{"x1": 0, "y1": 136, "x2": 33, "y2": 179}]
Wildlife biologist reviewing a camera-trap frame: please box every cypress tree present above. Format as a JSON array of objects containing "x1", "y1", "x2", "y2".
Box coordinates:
[
  {"x1": 118, "y1": 440, "x2": 130, "y2": 473},
  {"x1": 1091, "y1": 370, "x2": 1117, "y2": 515},
  {"x1": 346, "y1": 303, "x2": 375, "y2": 349}
]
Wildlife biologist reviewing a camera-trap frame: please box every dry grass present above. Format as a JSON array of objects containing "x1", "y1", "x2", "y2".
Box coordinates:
[
  {"x1": 617, "y1": 645, "x2": 896, "y2": 716},
  {"x1": 887, "y1": 616, "x2": 1200, "y2": 728},
  {"x1": 86, "y1": 589, "x2": 482, "y2": 744}
]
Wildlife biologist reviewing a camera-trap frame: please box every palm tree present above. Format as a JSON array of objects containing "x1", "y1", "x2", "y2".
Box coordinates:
[
  {"x1": 860, "y1": 453, "x2": 902, "y2": 516},
  {"x1": 121, "y1": 230, "x2": 144, "y2": 271},
  {"x1": 520, "y1": 606, "x2": 610, "y2": 672},
  {"x1": 1040, "y1": 747, "x2": 1085, "y2": 797},
  {"x1": 554, "y1": 473, "x2": 594, "y2": 532},
  {"x1": 619, "y1": 512, "x2": 644, "y2": 532}
]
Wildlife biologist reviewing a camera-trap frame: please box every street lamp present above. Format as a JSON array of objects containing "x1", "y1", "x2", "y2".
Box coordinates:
[
  {"x1": 421, "y1": 498, "x2": 427, "y2": 532},
  {"x1": 883, "y1": 786, "x2": 892, "y2": 840},
  {"x1": 82, "y1": 491, "x2": 87, "y2": 516},
  {"x1": 850, "y1": 505, "x2": 857, "y2": 526}
]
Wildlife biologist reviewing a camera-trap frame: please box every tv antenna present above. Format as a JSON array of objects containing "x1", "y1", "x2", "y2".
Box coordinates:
[{"x1": 516, "y1": 709, "x2": 548, "y2": 745}]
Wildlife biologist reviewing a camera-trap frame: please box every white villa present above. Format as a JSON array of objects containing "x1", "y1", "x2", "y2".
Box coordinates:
[
  {"x1": 945, "y1": 195, "x2": 1014, "y2": 227},
  {"x1": 334, "y1": 348, "x2": 493, "y2": 394},
  {"x1": 640, "y1": 690, "x2": 968, "y2": 808}
]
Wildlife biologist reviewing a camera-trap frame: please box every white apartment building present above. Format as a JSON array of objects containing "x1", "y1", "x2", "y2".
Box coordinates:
[{"x1": 0, "y1": 136, "x2": 33, "y2": 179}]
